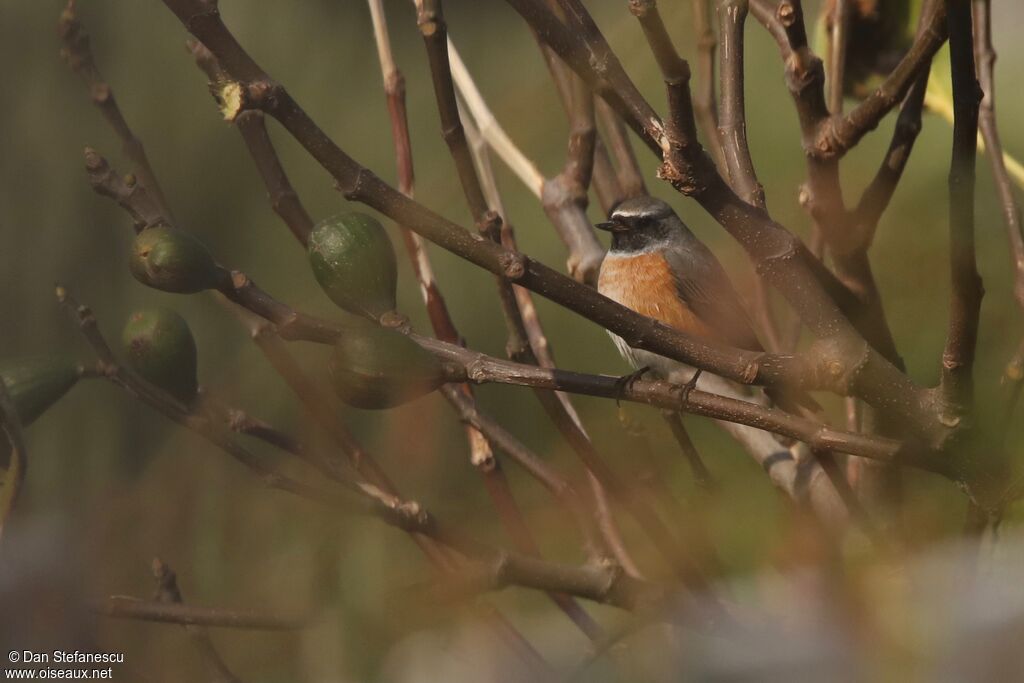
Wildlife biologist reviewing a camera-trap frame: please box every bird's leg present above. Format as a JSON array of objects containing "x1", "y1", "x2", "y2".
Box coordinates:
[
  {"x1": 613, "y1": 366, "x2": 650, "y2": 405},
  {"x1": 673, "y1": 368, "x2": 703, "y2": 406}
]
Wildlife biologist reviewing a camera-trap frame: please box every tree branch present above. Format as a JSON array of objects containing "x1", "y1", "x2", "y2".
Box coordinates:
[
  {"x1": 59, "y1": 0, "x2": 174, "y2": 224},
  {"x1": 447, "y1": 40, "x2": 604, "y2": 283},
  {"x1": 93, "y1": 596, "x2": 306, "y2": 630},
  {"x1": 939, "y1": 0, "x2": 984, "y2": 416},
  {"x1": 151, "y1": 559, "x2": 243, "y2": 682},
  {"x1": 690, "y1": 0, "x2": 727, "y2": 172}
]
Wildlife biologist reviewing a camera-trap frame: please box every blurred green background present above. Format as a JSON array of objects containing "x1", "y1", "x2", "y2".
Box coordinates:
[{"x1": 2, "y1": 1, "x2": 1024, "y2": 680}]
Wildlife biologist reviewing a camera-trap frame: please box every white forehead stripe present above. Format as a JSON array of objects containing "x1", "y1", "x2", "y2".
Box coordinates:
[{"x1": 611, "y1": 198, "x2": 672, "y2": 221}]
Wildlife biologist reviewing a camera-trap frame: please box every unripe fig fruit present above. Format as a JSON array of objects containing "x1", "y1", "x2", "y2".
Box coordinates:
[
  {"x1": 122, "y1": 308, "x2": 199, "y2": 405},
  {"x1": 130, "y1": 226, "x2": 223, "y2": 293},
  {"x1": 309, "y1": 213, "x2": 398, "y2": 318},
  {"x1": 0, "y1": 356, "x2": 79, "y2": 426},
  {"x1": 815, "y1": 0, "x2": 920, "y2": 99},
  {"x1": 329, "y1": 324, "x2": 445, "y2": 409}
]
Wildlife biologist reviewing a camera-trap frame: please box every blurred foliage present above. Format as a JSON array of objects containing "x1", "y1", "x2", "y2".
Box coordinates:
[{"x1": 2, "y1": 1, "x2": 1024, "y2": 680}]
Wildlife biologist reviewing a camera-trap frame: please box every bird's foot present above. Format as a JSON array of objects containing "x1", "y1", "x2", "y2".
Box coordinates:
[
  {"x1": 673, "y1": 369, "x2": 703, "y2": 405},
  {"x1": 613, "y1": 366, "x2": 650, "y2": 406}
]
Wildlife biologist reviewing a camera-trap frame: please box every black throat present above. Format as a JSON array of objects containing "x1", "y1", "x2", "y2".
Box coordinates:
[{"x1": 610, "y1": 228, "x2": 664, "y2": 253}]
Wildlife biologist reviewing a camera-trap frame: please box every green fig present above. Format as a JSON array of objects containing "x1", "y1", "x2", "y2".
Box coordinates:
[
  {"x1": 129, "y1": 226, "x2": 224, "y2": 293},
  {"x1": 815, "y1": 0, "x2": 922, "y2": 99},
  {"x1": 329, "y1": 324, "x2": 445, "y2": 409},
  {"x1": 122, "y1": 308, "x2": 199, "y2": 405},
  {"x1": 309, "y1": 213, "x2": 398, "y2": 318},
  {"x1": 0, "y1": 356, "x2": 80, "y2": 426}
]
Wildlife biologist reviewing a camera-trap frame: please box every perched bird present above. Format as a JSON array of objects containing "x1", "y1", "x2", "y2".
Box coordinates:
[
  {"x1": 596, "y1": 196, "x2": 763, "y2": 383},
  {"x1": 596, "y1": 196, "x2": 814, "y2": 414}
]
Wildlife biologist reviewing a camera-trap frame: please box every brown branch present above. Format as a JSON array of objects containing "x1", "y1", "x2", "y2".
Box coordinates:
[
  {"x1": 427, "y1": 337, "x2": 906, "y2": 463},
  {"x1": 527, "y1": 7, "x2": 629, "y2": 214},
  {"x1": 973, "y1": 0, "x2": 1024, "y2": 425},
  {"x1": 715, "y1": 0, "x2": 782, "y2": 351},
  {"x1": 749, "y1": 0, "x2": 830, "y2": 153},
  {"x1": 813, "y1": 0, "x2": 947, "y2": 159},
  {"x1": 542, "y1": 73, "x2": 605, "y2": 285},
  {"x1": 939, "y1": 0, "x2": 984, "y2": 416},
  {"x1": 211, "y1": 399, "x2": 358, "y2": 486},
  {"x1": 662, "y1": 412, "x2": 715, "y2": 491},
  {"x1": 826, "y1": 0, "x2": 851, "y2": 115},
  {"x1": 852, "y1": 75, "x2": 928, "y2": 246},
  {"x1": 83, "y1": 147, "x2": 170, "y2": 231},
  {"x1": 416, "y1": 0, "x2": 489, "y2": 219},
  {"x1": 188, "y1": 39, "x2": 313, "y2": 245},
  {"x1": 151, "y1": 559, "x2": 243, "y2": 683},
  {"x1": 690, "y1": 0, "x2": 726, "y2": 172},
  {"x1": 628, "y1": 0, "x2": 693, "y2": 147},
  {"x1": 715, "y1": 0, "x2": 766, "y2": 209},
  {"x1": 447, "y1": 41, "x2": 605, "y2": 283},
  {"x1": 58, "y1": 0, "x2": 173, "y2": 224},
  {"x1": 596, "y1": 98, "x2": 647, "y2": 200},
  {"x1": 974, "y1": 0, "x2": 1024, "y2": 312},
  {"x1": 93, "y1": 596, "x2": 306, "y2": 630}
]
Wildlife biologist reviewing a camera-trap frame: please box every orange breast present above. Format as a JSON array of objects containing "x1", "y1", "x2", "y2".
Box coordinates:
[{"x1": 598, "y1": 252, "x2": 719, "y2": 342}]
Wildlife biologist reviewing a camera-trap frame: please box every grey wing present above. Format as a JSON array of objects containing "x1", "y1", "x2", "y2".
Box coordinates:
[{"x1": 663, "y1": 243, "x2": 763, "y2": 352}]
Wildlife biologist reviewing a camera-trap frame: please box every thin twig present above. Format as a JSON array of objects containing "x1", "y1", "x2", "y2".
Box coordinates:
[
  {"x1": 826, "y1": 0, "x2": 851, "y2": 115},
  {"x1": 661, "y1": 412, "x2": 715, "y2": 491},
  {"x1": 690, "y1": 0, "x2": 726, "y2": 171},
  {"x1": 93, "y1": 597, "x2": 306, "y2": 630},
  {"x1": 151, "y1": 559, "x2": 243, "y2": 682},
  {"x1": 939, "y1": 1, "x2": 983, "y2": 417},
  {"x1": 714, "y1": 0, "x2": 782, "y2": 350},
  {"x1": 58, "y1": 0, "x2": 173, "y2": 224}
]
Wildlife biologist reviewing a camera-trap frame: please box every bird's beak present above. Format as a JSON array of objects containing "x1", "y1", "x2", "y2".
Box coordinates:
[{"x1": 594, "y1": 220, "x2": 618, "y2": 232}]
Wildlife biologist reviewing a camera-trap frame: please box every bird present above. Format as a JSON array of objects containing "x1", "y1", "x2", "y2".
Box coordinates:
[{"x1": 595, "y1": 196, "x2": 814, "y2": 414}]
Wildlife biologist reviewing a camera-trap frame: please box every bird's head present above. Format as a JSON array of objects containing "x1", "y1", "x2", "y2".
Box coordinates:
[{"x1": 595, "y1": 197, "x2": 684, "y2": 253}]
